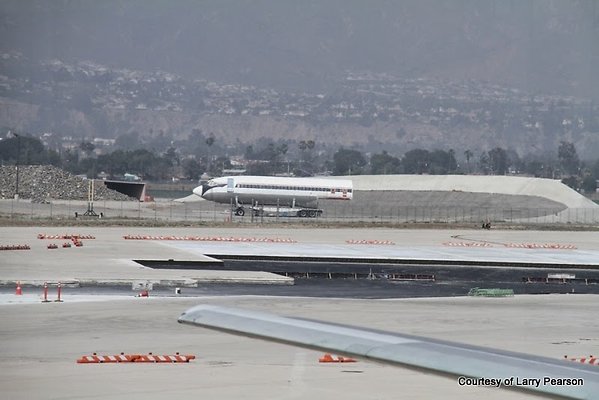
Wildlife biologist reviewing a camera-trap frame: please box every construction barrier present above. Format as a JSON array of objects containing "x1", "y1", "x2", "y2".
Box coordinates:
[
  {"x1": 319, "y1": 353, "x2": 357, "y2": 363},
  {"x1": 504, "y1": 243, "x2": 577, "y2": 250},
  {"x1": 41, "y1": 281, "x2": 64, "y2": 303},
  {"x1": 122, "y1": 234, "x2": 297, "y2": 243},
  {"x1": 42, "y1": 282, "x2": 50, "y2": 303},
  {"x1": 564, "y1": 355, "x2": 598, "y2": 366},
  {"x1": 77, "y1": 353, "x2": 196, "y2": 364},
  {"x1": 38, "y1": 234, "x2": 96, "y2": 240},
  {"x1": 56, "y1": 282, "x2": 63, "y2": 303},
  {"x1": 443, "y1": 242, "x2": 492, "y2": 247},
  {"x1": 346, "y1": 240, "x2": 395, "y2": 245},
  {"x1": 441, "y1": 242, "x2": 577, "y2": 249},
  {"x1": 0, "y1": 244, "x2": 31, "y2": 250}
]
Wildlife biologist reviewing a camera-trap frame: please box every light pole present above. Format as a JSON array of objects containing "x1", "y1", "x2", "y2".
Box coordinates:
[{"x1": 14, "y1": 133, "x2": 20, "y2": 200}]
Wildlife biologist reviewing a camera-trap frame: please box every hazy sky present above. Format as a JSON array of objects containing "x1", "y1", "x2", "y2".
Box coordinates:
[{"x1": 1, "y1": 0, "x2": 598, "y2": 96}]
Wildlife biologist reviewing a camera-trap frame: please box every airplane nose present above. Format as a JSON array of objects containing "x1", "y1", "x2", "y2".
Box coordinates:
[{"x1": 192, "y1": 186, "x2": 204, "y2": 197}]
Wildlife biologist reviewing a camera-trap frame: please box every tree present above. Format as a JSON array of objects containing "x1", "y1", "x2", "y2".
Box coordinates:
[
  {"x1": 402, "y1": 149, "x2": 430, "y2": 174},
  {"x1": 370, "y1": 151, "x2": 401, "y2": 174},
  {"x1": 561, "y1": 176, "x2": 579, "y2": 191},
  {"x1": 428, "y1": 149, "x2": 456, "y2": 174},
  {"x1": 164, "y1": 147, "x2": 179, "y2": 167},
  {"x1": 182, "y1": 158, "x2": 202, "y2": 180},
  {"x1": 478, "y1": 152, "x2": 490, "y2": 174},
  {"x1": 0, "y1": 135, "x2": 54, "y2": 165},
  {"x1": 488, "y1": 147, "x2": 508, "y2": 175},
  {"x1": 205, "y1": 134, "x2": 215, "y2": 147},
  {"x1": 558, "y1": 141, "x2": 579, "y2": 175},
  {"x1": 581, "y1": 175, "x2": 597, "y2": 194},
  {"x1": 464, "y1": 149, "x2": 473, "y2": 173},
  {"x1": 277, "y1": 143, "x2": 288, "y2": 156},
  {"x1": 333, "y1": 148, "x2": 366, "y2": 175},
  {"x1": 79, "y1": 141, "x2": 95, "y2": 155}
]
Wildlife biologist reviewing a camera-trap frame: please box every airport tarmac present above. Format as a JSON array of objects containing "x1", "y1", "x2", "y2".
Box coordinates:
[
  {"x1": 1, "y1": 294, "x2": 598, "y2": 400},
  {"x1": 2, "y1": 226, "x2": 599, "y2": 287},
  {"x1": 1, "y1": 226, "x2": 598, "y2": 399}
]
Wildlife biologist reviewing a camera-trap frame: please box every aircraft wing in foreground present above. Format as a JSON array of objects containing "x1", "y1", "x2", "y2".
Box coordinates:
[{"x1": 178, "y1": 305, "x2": 598, "y2": 400}]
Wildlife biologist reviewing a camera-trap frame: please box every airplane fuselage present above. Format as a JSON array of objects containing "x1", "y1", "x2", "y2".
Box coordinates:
[{"x1": 193, "y1": 175, "x2": 353, "y2": 208}]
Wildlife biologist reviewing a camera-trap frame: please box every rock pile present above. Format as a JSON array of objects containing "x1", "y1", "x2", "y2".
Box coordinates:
[{"x1": 0, "y1": 165, "x2": 133, "y2": 203}]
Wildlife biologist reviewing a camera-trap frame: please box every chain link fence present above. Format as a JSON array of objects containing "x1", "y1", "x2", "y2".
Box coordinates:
[{"x1": 2, "y1": 198, "x2": 599, "y2": 226}]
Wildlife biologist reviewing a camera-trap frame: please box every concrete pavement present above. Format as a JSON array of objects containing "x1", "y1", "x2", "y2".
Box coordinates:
[
  {"x1": 1, "y1": 226, "x2": 599, "y2": 287},
  {"x1": 1, "y1": 226, "x2": 598, "y2": 399}
]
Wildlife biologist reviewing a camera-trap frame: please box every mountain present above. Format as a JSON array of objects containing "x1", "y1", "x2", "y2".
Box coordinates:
[
  {"x1": 1, "y1": 0, "x2": 598, "y2": 157},
  {"x1": 1, "y1": 0, "x2": 598, "y2": 97}
]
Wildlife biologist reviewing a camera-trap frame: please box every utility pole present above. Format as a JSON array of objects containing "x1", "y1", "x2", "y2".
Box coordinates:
[{"x1": 14, "y1": 133, "x2": 20, "y2": 200}]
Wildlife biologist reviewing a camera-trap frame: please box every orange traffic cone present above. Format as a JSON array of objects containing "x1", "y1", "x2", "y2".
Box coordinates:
[
  {"x1": 319, "y1": 353, "x2": 335, "y2": 363},
  {"x1": 15, "y1": 281, "x2": 22, "y2": 295}
]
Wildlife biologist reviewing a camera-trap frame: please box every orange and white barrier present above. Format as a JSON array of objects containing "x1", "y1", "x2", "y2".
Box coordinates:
[
  {"x1": 443, "y1": 242, "x2": 492, "y2": 247},
  {"x1": 77, "y1": 353, "x2": 196, "y2": 364},
  {"x1": 122, "y1": 234, "x2": 297, "y2": 243},
  {"x1": 346, "y1": 240, "x2": 395, "y2": 245},
  {"x1": 0, "y1": 244, "x2": 31, "y2": 250},
  {"x1": 133, "y1": 353, "x2": 196, "y2": 363},
  {"x1": 564, "y1": 355, "x2": 598, "y2": 365},
  {"x1": 77, "y1": 354, "x2": 133, "y2": 363},
  {"x1": 319, "y1": 353, "x2": 357, "y2": 363},
  {"x1": 505, "y1": 243, "x2": 577, "y2": 250},
  {"x1": 38, "y1": 234, "x2": 95, "y2": 240}
]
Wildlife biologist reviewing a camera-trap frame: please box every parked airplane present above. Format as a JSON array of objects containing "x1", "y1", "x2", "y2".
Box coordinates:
[{"x1": 192, "y1": 175, "x2": 353, "y2": 217}]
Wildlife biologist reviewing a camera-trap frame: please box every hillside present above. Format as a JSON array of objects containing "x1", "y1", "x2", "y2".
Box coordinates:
[
  {"x1": 2, "y1": 1, "x2": 598, "y2": 97},
  {"x1": 1, "y1": 58, "x2": 597, "y2": 157},
  {"x1": 1, "y1": 0, "x2": 598, "y2": 155}
]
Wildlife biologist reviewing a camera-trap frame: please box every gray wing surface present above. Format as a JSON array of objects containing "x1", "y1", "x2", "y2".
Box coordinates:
[{"x1": 178, "y1": 304, "x2": 599, "y2": 400}]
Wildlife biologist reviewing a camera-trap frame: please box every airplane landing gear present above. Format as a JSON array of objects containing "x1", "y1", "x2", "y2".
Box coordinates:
[{"x1": 235, "y1": 207, "x2": 245, "y2": 216}]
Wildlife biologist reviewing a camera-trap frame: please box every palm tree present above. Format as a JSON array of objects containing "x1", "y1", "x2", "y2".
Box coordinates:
[{"x1": 464, "y1": 149, "x2": 473, "y2": 173}]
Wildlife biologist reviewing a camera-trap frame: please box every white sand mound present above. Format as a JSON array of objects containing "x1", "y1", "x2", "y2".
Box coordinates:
[
  {"x1": 344, "y1": 175, "x2": 597, "y2": 209},
  {"x1": 173, "y1": 193, "x2": 204, "y2": 203}
]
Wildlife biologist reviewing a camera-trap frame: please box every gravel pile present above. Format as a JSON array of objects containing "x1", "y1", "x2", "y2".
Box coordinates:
[{"x1": 0, "y1": 165, "x2": 133, "y2": 203}]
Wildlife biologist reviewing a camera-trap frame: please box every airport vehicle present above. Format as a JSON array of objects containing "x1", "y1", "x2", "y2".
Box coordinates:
[
  {"x1": 192, "y1": 175, "x2": 352, "y2": 217},
  {"x1": 180, "y1": 305, "x2": 599, "y2": 400}
]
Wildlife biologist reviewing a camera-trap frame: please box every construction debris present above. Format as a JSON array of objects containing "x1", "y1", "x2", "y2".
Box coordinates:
[{"x1": 0, "y1": 165, "x2": 132, "y2": 203}]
